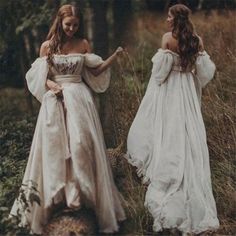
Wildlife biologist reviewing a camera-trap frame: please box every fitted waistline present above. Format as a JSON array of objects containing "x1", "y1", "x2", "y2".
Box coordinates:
[
  {"x1": 53, "y1": 75, "x2": 82, "y2": 84},
  {"x1": 171, "y1": 65, "x2": 192, "y2": 72}
]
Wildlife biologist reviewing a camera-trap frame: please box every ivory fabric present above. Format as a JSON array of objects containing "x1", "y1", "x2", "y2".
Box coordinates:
[
  {"x1": 126, "y1": 49, "x2": 219, "y2": 234},
  {"x1": 10, "y1": 53, "x2": 125, "y2": 234}
]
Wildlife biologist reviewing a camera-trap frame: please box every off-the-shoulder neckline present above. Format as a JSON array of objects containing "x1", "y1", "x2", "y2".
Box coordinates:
[
  {"x1": 53, "y1": 53, "x2": 87, "y2": 57},
  {"x1": 38, "y1": 53, "x2": 89, "y2": 60},
  {"x1": 37, "y1": 53, "x2": 100, "y2": 61},
  {"x1": 158, "y1": 48, "x2": 206, "y2": 56}
]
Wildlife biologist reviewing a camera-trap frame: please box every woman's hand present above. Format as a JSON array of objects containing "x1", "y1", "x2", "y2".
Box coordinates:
[
  {"x1": 46, "y1": 80, "x2": 63, "y2": 98},
  {"x1": 87, "y1": 46, "x2": 125, "y2": 76},
  {"x1": 114, "y1": 46, "x2": 124, "y2": 56}
]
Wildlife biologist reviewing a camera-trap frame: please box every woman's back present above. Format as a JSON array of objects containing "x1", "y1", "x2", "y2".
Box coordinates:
[
  {"x1": 162, "y1": 32, "x2": 179, "y2": 53},
  {"x1": 127, "y1": 45, "x2": 218, "y2": 234},
  {"x1": 127, "y1": 3, "x2": 219, "y2": 235},
  {"x1": 162, "y1": 31, "x2": 204, "y2": 55}
]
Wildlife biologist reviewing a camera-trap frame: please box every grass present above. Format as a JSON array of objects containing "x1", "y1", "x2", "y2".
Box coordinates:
[{"x1": 108, "y1": 10, "x2": 236, "y2": 235}]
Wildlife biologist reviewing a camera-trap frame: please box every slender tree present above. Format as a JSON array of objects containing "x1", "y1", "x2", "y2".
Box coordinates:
[
  {"x1": 112, "y1": 0, "x2": 132, "y2": 48},
  {"x1": 89, "y1": 0, "x2": 109, "y2": 58}
]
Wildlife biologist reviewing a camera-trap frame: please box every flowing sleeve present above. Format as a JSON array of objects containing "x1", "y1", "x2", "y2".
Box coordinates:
[
  {"x1": 82, "y1": 53, "x2": 110, "y2": 93},
  {"x1": 25, "y1": 57, "x2": 49, "y2": 103},
  {"x1": 151, "y1": 49, "x2": 174, "y2": 85},
  {"x1": 195, "y1": 51, "x2": 216, "y2": 88}
]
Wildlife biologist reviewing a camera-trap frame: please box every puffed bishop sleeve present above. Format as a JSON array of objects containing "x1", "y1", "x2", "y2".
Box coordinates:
[
  {"x1": 25, "y1": 57, "x2": 49, "y2": 103},
  {"x1": 82, "y1": 53, "x2": 110, "y2": 93},
  {"x1": 151, "y1": 49, "x2": 174, "y2": 85},
  {"x1": 195, "y1": 51, "x2": 216, "y2": 88}
]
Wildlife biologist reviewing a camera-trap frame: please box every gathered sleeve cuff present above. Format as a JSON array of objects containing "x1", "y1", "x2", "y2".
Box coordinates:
[
  {"x1": 82, "y1": 53, "x2": 110, "y2": 93},
  {"x1": 151, "y1": 49, "x2": 174, "y2": 85},
  {"x1": 25, "y1": 57, "x2": 49, "y2": 103},
  {"x1": 195, "y1": 51, "x2": 216, "y2": 88}
]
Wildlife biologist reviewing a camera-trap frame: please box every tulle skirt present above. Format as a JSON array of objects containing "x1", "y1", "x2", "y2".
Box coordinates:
[{"x1": 127, "y1": 71, "x2": 219, "y2": 234}]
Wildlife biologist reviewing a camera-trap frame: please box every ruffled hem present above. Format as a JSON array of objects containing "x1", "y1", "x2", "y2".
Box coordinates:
[
  {"x1": 125, "y1": 153, "x2": 219, "y2": 234},
  {"x1": 9, "y1": 181, "x2": 67, "y2": 230},
  {"x1": 124, "y1": 153, "x2": 150, "y2": 184},
  {"x1": 146, "y1": 197, "x2": 219, "y2": 234},
  {"x1": 152, "y1": 216, "x2": 219, "y2": 234},
  {"x1": 99, "y1": 214, "x2": 126, "y2": 233},
  {"x1": 45, "y1": 183, "x2": 66, "y2": 207}
]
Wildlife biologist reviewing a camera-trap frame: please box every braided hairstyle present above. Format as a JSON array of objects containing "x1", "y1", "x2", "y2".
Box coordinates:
[
  {"x1": 169, "y1": 4, "x2": 199, "y2": 70},
  {"x1": 46, "y1": 4, "x2": 84, "y2": 66}
]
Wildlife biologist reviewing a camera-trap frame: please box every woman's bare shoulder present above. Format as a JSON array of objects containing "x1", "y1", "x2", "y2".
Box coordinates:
[
  {"x1": 196, "y1": 35, "x2": 204, "y2": 51},
  {"x1": 82, "y1": 39, "x2": 91, "y2": 53},
  {"x1": 81, "y1": 38, "x2": 91, "y2": 53},
  {"x1": 162, "y1": 32, "x2": 172, "y2": 41},
  {"x1": 161, "y1": 32, "x2": 177, "y2": 50},
  {"x1": 40, "y1": 40, "x2": 50, "y2": 57},
  {"x1": 73, "y1": 38, "x2": 91, "y2": 53}
]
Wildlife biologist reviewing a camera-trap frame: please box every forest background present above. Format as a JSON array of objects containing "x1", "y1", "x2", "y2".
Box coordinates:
[{"x1": 0, "y1": 0, "x2": 235, "y2": 235}]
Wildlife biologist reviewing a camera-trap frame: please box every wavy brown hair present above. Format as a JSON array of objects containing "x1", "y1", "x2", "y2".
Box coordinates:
[
  {"x1": 169, "y1": 4, "x2": 199, "y2": 70},
  {"x1": 46, "y1": 4, "x2": 84, "y2": 66}
]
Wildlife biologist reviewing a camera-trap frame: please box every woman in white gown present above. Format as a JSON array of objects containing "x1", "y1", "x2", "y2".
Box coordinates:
[
  {"x1": 10, "y1": 4, "x2": 125, "y2": 234},
  {"x1": 126, "y1": 4, "x2": 219, "y2": 235}
]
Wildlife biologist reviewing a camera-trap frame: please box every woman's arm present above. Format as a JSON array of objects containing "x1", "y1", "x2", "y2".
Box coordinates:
[
  {"x1": 88, "y1": 47, "x2": 124, "y2": 76},
  {"x1": 40, "y1": 40, "x2": 50, "y2": 57},
  {"x1": 45, "y1": 80, "x2": 62, "y2": 96},
  {"x1": 197, "y1": 36, "x2": 204, "y2": 52},
  {"x1": 161, "y1": 32, "x2": 170, "y2": 49}
]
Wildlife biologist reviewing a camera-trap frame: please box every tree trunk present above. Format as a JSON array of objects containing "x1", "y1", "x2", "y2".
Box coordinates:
[
  {"x1": 90, "y1": 0, "x2": 109, "y2": 58},
  {"x1": 112, "y1": 0, "x2": 132, "y2": 48},
  {"x1": 89, "y1": 0, "x2": 113, "y2": 145},
  {"x1": 26, "y1": 31, "x2": 37, "y2": 61},
  {"x1": 18, "y1": 35, "x2": 34, "y2": 115}
]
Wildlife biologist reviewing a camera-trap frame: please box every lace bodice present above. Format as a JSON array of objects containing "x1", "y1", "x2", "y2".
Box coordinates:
[{"x1": 50, "y1": 54, "x2": 85, "y2": 76}]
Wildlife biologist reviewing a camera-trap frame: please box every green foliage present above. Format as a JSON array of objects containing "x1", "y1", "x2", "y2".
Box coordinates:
[
  {"x1": 0, "y1": 0, "x2": 53, "y2": 35},
  {"x1": 15, "y1": 2, "x2": 53, "y2": 34},
  {"x1": 0, "y1": 89, "x2": 38, "y2": 235}
]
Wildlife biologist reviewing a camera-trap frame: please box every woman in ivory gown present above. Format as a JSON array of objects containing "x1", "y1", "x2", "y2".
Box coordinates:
[
  {"x1": 10, "y1": 4, "x2": 125, "y2": 234},
  {"x1": 126, "y1": 4, "x2": 219, "y2": 235}
]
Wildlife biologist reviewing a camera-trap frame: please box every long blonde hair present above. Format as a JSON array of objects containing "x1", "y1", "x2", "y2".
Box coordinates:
[
  {"x1": 169, "y1": 4, "x2": 199, "y2": 70},
  {"x1": 46, "y1": 4, "x2": 83, "y2": 65}
]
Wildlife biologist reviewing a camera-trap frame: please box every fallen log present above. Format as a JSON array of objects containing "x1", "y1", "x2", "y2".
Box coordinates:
[{"x1": 43, "y1": 208, "x2": 97, "y2": 236}]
